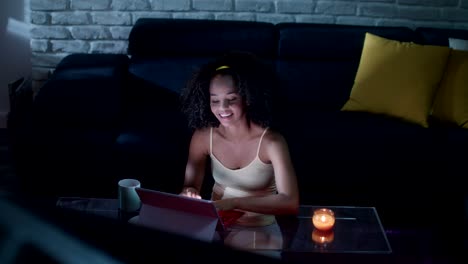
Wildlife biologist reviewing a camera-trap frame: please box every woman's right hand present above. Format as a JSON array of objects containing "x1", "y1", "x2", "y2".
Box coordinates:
[{"x1": 180, "y1": 187, "x2": 201, "y2": 199}]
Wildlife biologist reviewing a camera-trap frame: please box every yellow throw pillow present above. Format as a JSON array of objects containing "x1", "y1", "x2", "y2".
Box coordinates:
[
  {"x1": 341, "y1": 32, "x2": 450, "y2": 127},
  {"x1": 431, "y1": 49, "x2": 468, "y2": 128}
]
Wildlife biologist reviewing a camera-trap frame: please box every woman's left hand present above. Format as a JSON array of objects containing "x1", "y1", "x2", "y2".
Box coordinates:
[{"x1": 213, "y1": 198, "x2": 237, "y2": 211}]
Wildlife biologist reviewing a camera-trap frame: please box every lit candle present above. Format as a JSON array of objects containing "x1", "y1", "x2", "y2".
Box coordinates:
[{"x1": 312, "y1": 208, "x2": 335, "y2": 231}]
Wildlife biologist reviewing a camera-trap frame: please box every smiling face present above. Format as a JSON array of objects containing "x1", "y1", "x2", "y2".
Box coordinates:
[{"x1": 209, "y1": 74, "x2": 246, "y2": 127}]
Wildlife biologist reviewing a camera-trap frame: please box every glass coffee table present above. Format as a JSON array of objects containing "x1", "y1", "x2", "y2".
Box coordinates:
[{"x1": 56, "y1": 198, "x2": 392, "y2": 261}]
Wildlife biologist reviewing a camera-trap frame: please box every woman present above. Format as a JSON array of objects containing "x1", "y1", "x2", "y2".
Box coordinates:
[{"x1": 180, "y1": 51, "x2": 299, "y2": 230}]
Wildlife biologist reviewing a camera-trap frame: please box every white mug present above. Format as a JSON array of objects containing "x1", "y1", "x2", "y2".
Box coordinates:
[{"x1": 118, "y1": 179, "x2": 141, "y2": 213}]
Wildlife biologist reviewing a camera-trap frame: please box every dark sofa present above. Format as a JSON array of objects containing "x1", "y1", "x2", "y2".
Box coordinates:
[{"x1": 9, "y1": 18, "x2": 468, "y2": 235}]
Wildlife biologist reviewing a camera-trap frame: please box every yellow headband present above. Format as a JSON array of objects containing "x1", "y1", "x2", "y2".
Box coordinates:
[{"x1": 216, "y1": 65, "x2": 230, "y2": 71}]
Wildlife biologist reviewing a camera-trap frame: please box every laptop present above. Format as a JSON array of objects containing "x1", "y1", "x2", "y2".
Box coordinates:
[{"x1": 134, "y1": 187, "x2": 243, "y2": 242}]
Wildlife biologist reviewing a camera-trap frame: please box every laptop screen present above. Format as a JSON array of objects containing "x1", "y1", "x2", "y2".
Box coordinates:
[
  {"x1": 135, "y1": 188, "x2": 245, "y2": 231},
  {"x1": 136, "y1": 187, "x2": 218, "y2": 218}
]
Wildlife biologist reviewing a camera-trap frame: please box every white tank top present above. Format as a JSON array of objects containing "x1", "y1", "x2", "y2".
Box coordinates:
[{"x1": 210, "y1": 127, "x2": 277, "y2": 226}]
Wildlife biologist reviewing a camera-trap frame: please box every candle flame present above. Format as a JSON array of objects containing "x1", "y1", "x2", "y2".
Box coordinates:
[{"x1": 320, "y1": 215, "x2": 327, "y2": 222}]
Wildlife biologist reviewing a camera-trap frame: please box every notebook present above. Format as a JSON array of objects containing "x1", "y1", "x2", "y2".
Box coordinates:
[{"x1": 134, "y1": 187, "x2": 244, "y2": 241}]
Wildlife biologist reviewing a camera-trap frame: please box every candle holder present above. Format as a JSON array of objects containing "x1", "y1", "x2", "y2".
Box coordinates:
[
  {"x1": 312, "y1": 208, "x2": 335, "y2": 231},
  {"x1": 311, "y1": 229, "x2": 335, "y2": 245}
]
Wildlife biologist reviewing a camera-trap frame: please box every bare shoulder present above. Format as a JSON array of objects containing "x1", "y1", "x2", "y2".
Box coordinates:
[
  {"x1": 262, "y1": 128, "x2": 290, "y2": 154},
  {"x1": 190, "y1": 127, "x2": 211, "y2": 154},
  {"x1": 258, "y1": 128, "x2": 291, "y2": 164},
  {"x1": 263, "y1": 128, "x2": 287, "y2": 145},
  {"x1": 192, "y1": 127, "x2": 211, "y2": 139}
]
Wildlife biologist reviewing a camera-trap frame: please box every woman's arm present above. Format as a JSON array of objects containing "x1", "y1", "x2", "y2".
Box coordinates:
[
  {"x1": 180, "y1": 129, "x2": 209, "y2": 199},
  {"x1": 214, "y1": 132, "x2": 300, "y2": 215}
]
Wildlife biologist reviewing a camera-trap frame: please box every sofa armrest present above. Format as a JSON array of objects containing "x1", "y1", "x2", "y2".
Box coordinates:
[{"x1": 32, "y1": 54, "x2": 130, "y2": 128}]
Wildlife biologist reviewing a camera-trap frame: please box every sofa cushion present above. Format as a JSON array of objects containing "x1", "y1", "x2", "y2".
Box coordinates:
[
  {"x1": 128, "y1": 18, "x2": 277, "y2": 59},
  {"x1": 128, "y1": 57, "x2": 213, "y2": 94},
  {"x1": 341, "y1": 32, "x2": 450, "y2": 127},
  {"x1": 280, "y1": 109, "x2": 444, "y2": 204},
  {"x1": 415, "y1": 27, "x2": 468, "y2": 46},
  {"x1": 113, "y1": 126, "x2": 189, "y2": 194},
  {"x1": 277, "y1": 23, "x2": 415, "y2": 60},
  {"x1": 431, "y1": 49, "x2": 468, "y2": 129},
  {"x1": 127, "y1": 18, "x2": 278, "y2": 95},
  {"x1": 276, "y1": 60, "x2": 359, "y2": 111},
  {"x1": 54, "y1": 53, "x2": 129, "y2": 72},
  {"x1": 117, "y1": 74, "x2": 191, "y2": 193}
]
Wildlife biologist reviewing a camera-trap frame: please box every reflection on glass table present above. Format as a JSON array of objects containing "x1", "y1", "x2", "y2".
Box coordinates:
[{"x1": 218, "y1": 222, "x2": 284, "y2": 258}]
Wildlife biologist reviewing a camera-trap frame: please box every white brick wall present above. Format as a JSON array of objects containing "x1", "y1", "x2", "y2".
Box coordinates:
[{"x1": 29, "y1": 0, "x2": 468, "y2": 92}]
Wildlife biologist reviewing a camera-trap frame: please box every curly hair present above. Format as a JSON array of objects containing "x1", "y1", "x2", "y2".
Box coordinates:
[{"x1": 180, "y1": 51, "x2": 277, "y2": 130}]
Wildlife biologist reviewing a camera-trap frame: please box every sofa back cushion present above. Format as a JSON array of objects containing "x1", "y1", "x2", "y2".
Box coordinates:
[
  {"x1": 276, "y1": 23, "x2": 416, "y2": 112},
  {"x1": 128, "y1": 57, "x2": 213, "y2": 95},
  {"x1": 128, "y1": 18, "x2": 278, "y2": 59},
  {"x1": 127, "y1": 18, "x2": 278, "y2": 95},
  {"x1": 414, "y1": 27, "x2": 468, "y2": 46}
]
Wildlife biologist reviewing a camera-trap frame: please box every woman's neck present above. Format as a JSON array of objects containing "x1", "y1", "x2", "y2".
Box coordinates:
[{"x1": 217, "y1": 121, "x2": 257, "y2": 143}]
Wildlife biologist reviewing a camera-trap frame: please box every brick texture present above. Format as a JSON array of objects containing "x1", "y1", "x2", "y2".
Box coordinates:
[{"x1": 29, "y1": 0, "x2": 468, "y2": 91}]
